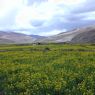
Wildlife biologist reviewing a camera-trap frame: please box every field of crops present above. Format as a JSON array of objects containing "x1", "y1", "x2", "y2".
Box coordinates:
[{"x1": 0, "y1": 44, "x2": 95, "y2": 95}]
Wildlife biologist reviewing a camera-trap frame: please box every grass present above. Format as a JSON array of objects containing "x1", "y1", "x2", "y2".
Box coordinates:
[{"x1": 0, "y1": 44, "x2": 95, "y2": 95}]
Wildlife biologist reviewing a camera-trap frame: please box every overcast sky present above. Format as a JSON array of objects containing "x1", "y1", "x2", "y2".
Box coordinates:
[{"x1": 0, "y1": 0, "x2": 95, "y2": 36}]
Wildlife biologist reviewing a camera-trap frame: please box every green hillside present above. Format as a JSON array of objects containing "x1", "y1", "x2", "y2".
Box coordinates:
[{"x1": 0, "y1": 44, "x2": 95, "y2": 95}]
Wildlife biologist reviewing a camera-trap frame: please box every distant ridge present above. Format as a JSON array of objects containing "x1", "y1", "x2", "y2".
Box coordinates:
[
  {"x1": 0, "y1": 31, "x2": 34, "y2": 44},
  {"x1": 34, "y1": 25, "x2": 95, "y2": 44},
  {"x1": 0, "y1": 25, "x2": 95, "y2": 44},
  {"x1": 71, "y1": 25, "x2": 95, "y2": 43}
]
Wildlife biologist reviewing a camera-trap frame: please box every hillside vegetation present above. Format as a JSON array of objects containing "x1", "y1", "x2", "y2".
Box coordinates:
[{"x1": 0, "y1": 44, "x2": 95, "y2": 95}]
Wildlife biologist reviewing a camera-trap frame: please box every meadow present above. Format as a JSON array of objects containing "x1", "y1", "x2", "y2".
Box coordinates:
[{"x1": 0, "y1": 43, "x2": 95, "y2": 95}]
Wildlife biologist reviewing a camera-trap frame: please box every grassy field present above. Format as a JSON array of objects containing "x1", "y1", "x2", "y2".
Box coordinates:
[{"x1": 0, "y1": 44, "x2": 95, "y2": 95}]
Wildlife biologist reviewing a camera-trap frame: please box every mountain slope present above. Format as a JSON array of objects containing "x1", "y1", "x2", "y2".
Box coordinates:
[
  {"x1": 0, "y1": 25, "x2": 95, "y2": 44},
  {"x1": 0, "y1": 31, "x2": 34, "y2": 44},
  {"x1": 34, "y1": 29, "x2": 83, "y2": 43},
  {"x1": 71, "y1": 26, "x2": 95, "y2": 43},
  {"x1": 35, "y1": 25, "x2": 95, "y2": 44},
  {"x1": 30, "y1": 35, "x2": 46, "y2": 39},
  {"x1": 0, "y1": 38, "x2": 15, "y2": 44}
]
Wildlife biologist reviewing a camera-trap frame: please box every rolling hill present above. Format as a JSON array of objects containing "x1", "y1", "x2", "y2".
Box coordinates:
[
  {"x1": 0, "y1": 25, "x2": 95, "y2": 44},
  {"x1": 35, "y1": 25, "x2": 95, "y2": 44},
  {"x1": 0, "y1": 31, "x2": 34, "y2": 44},
  {"x1": 71, "y1": 25, "x2": 95, "y2": 43}
]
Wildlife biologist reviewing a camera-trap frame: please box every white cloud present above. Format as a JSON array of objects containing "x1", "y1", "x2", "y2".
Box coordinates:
[
  {"x1": 0, "y1": 0, "x2": 95, "y2": 36},
  {"x1": 0, "y1": 0, "x2": 24, "y2": 18},
  {"x1": 15, "y1": 0, "x2": 87, "y2": 29},
  {"x1": 82, "y1": 12, "x2": 95, "y2": 20},
  {"x1": 48, "y1": 0, "x2": 86, "y2": 5},
  {"x1": 15, "y1": 1, "x2": 64, "y2": 28}
]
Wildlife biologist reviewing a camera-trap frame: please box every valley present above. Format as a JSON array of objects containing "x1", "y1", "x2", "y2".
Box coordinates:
[{"x1": 0, "y1": 25, "x2": 95, "y2": 44}]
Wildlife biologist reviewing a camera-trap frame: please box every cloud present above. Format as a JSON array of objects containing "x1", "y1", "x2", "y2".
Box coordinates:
[
  {"x1": 15, "y1": 1, "x2": 63, "y2": 28},
  {"x1": 72, "y1": 0, "x2": 95, "y2": 13},
  {"x1": 0, "y1": 0, "x2": 25, "y2": 30},
  {"x1": 27, "y1": 0, "x2": 47, "y2": 5},
  {"x1": 0, "y1": 0, "x2": 95, "y2": 36}
]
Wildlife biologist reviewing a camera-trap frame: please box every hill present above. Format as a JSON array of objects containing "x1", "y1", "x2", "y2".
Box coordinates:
[
  {"x1": 0, "y1": 25, "x2": 95, "y2": 44},
  {"x1": 71, "y1": 25, "x2": 95, "y2": 43},
  {"x1": 35, "y1": 25, "x2": 95, "y2": 44},
  {"x1": 0, "y1": 31, "x2": 34, "y2": 44}
]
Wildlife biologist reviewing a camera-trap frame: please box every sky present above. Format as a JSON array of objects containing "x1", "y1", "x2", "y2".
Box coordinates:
[{"x1": 0, "y1": 0, "x2": 95, "y2": 36}]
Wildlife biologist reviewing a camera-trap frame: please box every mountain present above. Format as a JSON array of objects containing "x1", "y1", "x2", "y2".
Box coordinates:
[
  {"x1": 30, "y1": 35, "x2": 46, "y2": 39},
  {"x1": 0, "y1": 31, "x2": 34, "y2": 44},
  {"x1": 34, "y1": 31, "x2": 79, "y2": 43},
  {"x1": 30, "y1": 35, "x2": 46, "y2": 42},
  {"x1": 0, "y1": 25, "x2": 95, "y2": 44},
  {"x1": 71, "y1": 25, "x2": 95, "y2": 43},
  {"x1": 35, "y1": 25, "x2": 95, "y2": 44}
]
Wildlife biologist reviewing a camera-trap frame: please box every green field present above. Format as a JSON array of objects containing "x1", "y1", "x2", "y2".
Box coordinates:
[{"x1": 0, "y1": 44, "x2": 95, "y2": 95}]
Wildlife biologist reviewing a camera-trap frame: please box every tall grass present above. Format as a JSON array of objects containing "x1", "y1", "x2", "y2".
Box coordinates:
[{"x1": 0, "y1": 44, "x2": 95, "y2": 95}]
